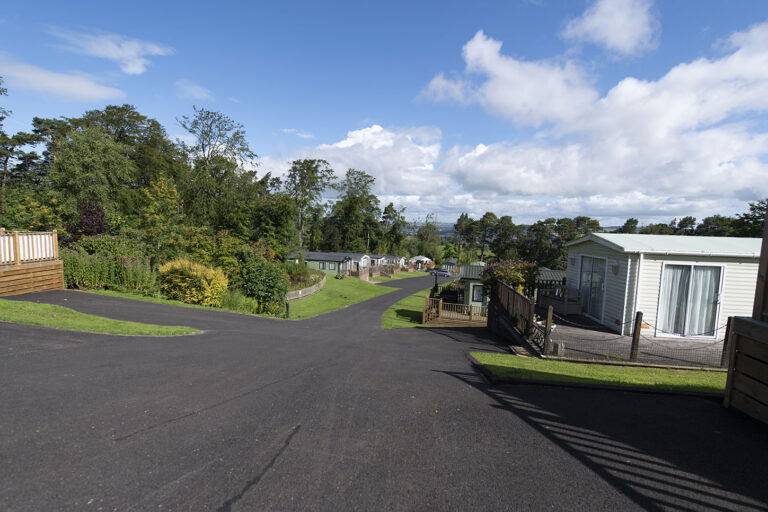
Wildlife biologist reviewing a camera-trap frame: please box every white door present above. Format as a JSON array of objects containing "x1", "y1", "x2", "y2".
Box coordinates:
[
  {"x1": 580, "y1": 256, "x2": 606, "y2": 321},
  {"x1": 658, "y1": 265, "x2": 722, "y2": 337}
]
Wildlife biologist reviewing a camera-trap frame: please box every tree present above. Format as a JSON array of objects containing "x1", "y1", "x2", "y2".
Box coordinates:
[
  {"x1": 415, "y1": 214, "x2": 442, "y2": 262},
  {"x1": 639, "y1": 223, "x2": 675, "y2": 235},
  {"x1": 672, "y1": 216, "x2": 696, "y2": 235},
  {"x1": 381, "y1": 202, "x2": 407, "y2": 255},
  {"x1": 695, "y1": 215, "x2": 734, "y2": 237},
  {"x1": 490, "y1": 215, "x2": 520, "y2": 260},
  {"x1": 177, "y1": 106, "x2": 255, "y2": 170},
  {"x1": 476, "y1": 212, "x2": 498, "y2": 263},
  {"x1": 284, "y1": 159, "x2": 334, "y2": 248},
  {"x1": 324, "y1": 169, "x2": 382, "y2": 252},
  {"x1": 733, "y1": 199, "x2": 767, "y2": 237},
  {"x1": 139, "y1": 175, "x2": 186, "y2": 264},
  {"x1": 454, "y1": 213, "x2": 476, "y2": 264},
  {"x1": 0, "y1": 75, "x2": 9, "y2": 129},
  {"x1": 617, "y1": 218, "x2": 639, "y2": 234},
  {"x1": 0, "y1": 130, "x2": 38, "y2": 217}
]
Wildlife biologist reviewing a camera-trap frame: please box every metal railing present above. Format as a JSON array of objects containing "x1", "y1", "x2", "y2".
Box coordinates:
[{"x1": 0, "y1": 229, "x2": 59, "y2": 266}]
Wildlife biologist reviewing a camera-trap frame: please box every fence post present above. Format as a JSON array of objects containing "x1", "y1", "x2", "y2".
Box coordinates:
[
  {"x1": 543, "y1": 305, "x2": 554, "y2": 355},
  {"x1": 52, "y1": 230, "x2": 59, "y2": 259},
  {"x1": 720, "y1": 316, "x2": 733, "y2": 368},
  {"x1": 438, "y1": 299, "x2": 443, "y2": 319},
  {"x1": 630, "y1": 311, "x2": 643, "y2": 361},
  {"x1": 12, "y1": 231, "x2": 21, "y2": 265}
]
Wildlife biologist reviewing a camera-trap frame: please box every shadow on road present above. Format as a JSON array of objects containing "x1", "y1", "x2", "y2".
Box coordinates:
[{"x1": 442, "y1": 370, "x2": 768, "y2": 511}]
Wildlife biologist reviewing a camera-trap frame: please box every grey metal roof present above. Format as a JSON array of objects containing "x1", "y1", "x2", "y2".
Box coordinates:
[
  {"x1": 443, "y1": 258, "x2": 458, "y2": 265},
  {"x1": 537, "y1": 267, "x2": 566, "y2": 282},
  {"x1": 567, "y1": 233, "x2": 762, "y2": 258},
  {"x1": 460, "y1": 263, "x2": 486, "y2": 280}
]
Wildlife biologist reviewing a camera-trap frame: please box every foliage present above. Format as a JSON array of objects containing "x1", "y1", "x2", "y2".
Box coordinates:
[
  {"x1": 322, "y1": 169, "x2": 382, "y2": 253},
  {"x1": 239, "y1": 256, "x2": 288, "y2": 314},
  {"x1": 72, "y1": 234, "x2": 146, "y2": 259},
  {"x1": 733, "y1": 199, "x2": 767, "y2": 237},
  {"x1": 61, "y1": 248, "x2": 159, "y2": 295},
  {"x1": 284, "y1": 159, "x2": 335, "y2": 248},
  {"x1": 287, "y1": 274, "x2": 395, "y2": 320},
  {"x1": 77, "y1": 202, "x2": 107, "y2": 237},
  {"x1": 617, "y1": 218, "x2": 638, "y2": 234},
  {"x1": 157, "y1": 259, "x2": 229, "y2": 307},
  {"x1": 7, "y1": 195, "x2": 64, "y2": 232},
  {"x1": 482, "y1": 259, "x2": 538, "y2": 292},
  {"x1": 220, "y1": 288, "x2": 259, "y2": 314},
  {"x1": 182, "y1": 229, "x2": 251, "y2": 284},
  {"x1": 139, "y1": 175, "x2": 186, "y2": 264}
]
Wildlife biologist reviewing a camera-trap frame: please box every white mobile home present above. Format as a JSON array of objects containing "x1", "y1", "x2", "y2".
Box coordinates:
[{"x1": 565, "y1": 234, "x2": 761, "y2": 340}]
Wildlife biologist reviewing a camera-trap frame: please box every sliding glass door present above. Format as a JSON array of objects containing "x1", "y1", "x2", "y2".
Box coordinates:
[
  {"x1": 580, "y1": 256, "x2": 606, "y2": 321},
  {"x1": 658, "y1": 264, "x2": 722, "y2": 337}
]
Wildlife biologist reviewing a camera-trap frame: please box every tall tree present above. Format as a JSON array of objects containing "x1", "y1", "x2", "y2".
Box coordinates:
[
  {"x1": 381, "y1": 202, "x2": 407, "y2": 255},
  {"x1": 695, "y1": 215, "x2": 734, "y2": 237},
  {"x1": 476, "y1": 211, "x2": 498, "y2": 262},
  {"x1": 284, "y1": 159, "x2": 334, "y2": 248},
  {"x1": 325, "y1": 169, "x2": 381, "y2": 252},
  {"x1": 453, "y1": 213, "x2": 476, "y2": 264},
  {"x1": 415, "y1": 213, "x2": 442, "y2": 262},
  {"x1": 733, "y1": 199, "x2": 767, "y2": 237},
  {"x1": 617, "y1": 218, "x2": 639, "y2": 233},
  {"x1": 177, "y1": 106, "x2": 256, "y2": 171},
  {"x1": 490, "y1": 215, "x2": 520, "y2": 260},
  {"x1": 672, "y1": 216, "x2": 697, "y2": 235},
  {"x1": 0, "y1": 75, "x2": 9, "y2": 130},
  {"x1": 0, "y1": 130, "x2": 39, "y2": 217}
]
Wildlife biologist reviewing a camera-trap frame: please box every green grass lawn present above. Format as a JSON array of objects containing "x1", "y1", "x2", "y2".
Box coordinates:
[
  {"x1": 288, "y1": 276, "x2": 395, "y2": 320},
  {"x1": 371, "y1": 272, "x2": 431, "y2": 282},
  {"x1": 381, "y1": 287, "x2": 430, "y2": 329},
  {"x1": 88, "y1": 289, "x2": 210, "y2": 309},
  {"x1": 471, "y1": 352, "x2": 726, "y2": 394},
  {"x1": 0, "y1": 298, "x2": 199, "y2": 336}
]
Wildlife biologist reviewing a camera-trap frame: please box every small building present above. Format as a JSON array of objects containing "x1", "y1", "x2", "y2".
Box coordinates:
[
  {"x1": 565, "y1": 233, "x2": 761, "y2": 339},
  {"x1": 442, "y1": 258, "x2": 458, "y2": 272},
  {"x1": 289, "y1": 251, "x2": 369, "y2": 275},
  {"x1": 383, "y1": 255, "x2": 406, "y2": 267},
  {"x1": 408, "y1": 255, "x2": 432, "y2": 270},
  {"x1": 460, "y1": 262, "x2": 487, "y2": 307},
  {"x1": 369, "y1": 254, "x2": 387, "y2": 267}
]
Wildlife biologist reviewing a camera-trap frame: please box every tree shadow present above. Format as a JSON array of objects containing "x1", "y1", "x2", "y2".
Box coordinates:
[
  {"x1": 440, "y1": 369, "x2": 768, "y2": 511},
  {"x1": 394, "y1": 308, "x2": 422, "y2": 324}
]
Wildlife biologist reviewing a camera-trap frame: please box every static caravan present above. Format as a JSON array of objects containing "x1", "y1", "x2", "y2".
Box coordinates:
[
  {"x1": 565, "y1": 234, "x2": 761, "y2": 340},
  {"x1": 289, "y1": 251, "x2": 368, "y2": 275}
]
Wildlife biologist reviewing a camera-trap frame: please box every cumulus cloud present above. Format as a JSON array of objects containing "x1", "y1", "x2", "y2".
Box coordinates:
[
  {"x1": 423, "y1": 30, "x2": 598, "y2": 126},
  {"x1": 51, "y1": 30, "x2": 173, "y2": 75},
  {"x1": 0, "y1": 56, "x2": 124, "y2": 101},
  {"x1": 175, "y1": 79, "x2": 214, "y2": 101},
  {"x1": 561, "y1": 0, "x2": 659, "y2": 55},
  {"x1": 419, "y1": 22, "x2": 768, "y2": 222}
]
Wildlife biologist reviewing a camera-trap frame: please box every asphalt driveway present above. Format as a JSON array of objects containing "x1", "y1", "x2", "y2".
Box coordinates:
[{"x1": 1, "y1": 275, "x2": 767, "y2": 511}]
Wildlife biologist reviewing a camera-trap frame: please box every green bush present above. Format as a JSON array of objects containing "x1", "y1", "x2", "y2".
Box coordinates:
[
  {"x1": 61, "y1": 248, "x2": 160, "y2": 295},
  {"x1": 182, "y1": 230, "x2": 251, "y2": 284},
  {"x1": 220, "y1": 288, "x2": 258, "y2": 314},
  {"x1": 283, "y1": 263, "x2": 323, "y2": 290},
  {"x1": 157, "y1": 259, "x2": 229, "y2": 307},
  {"x1": 240, "y1": 256, "x2": 288, "y2": 315},
  {"x1": 71, "y1": 234, "x2": 146, "y2": 259}
]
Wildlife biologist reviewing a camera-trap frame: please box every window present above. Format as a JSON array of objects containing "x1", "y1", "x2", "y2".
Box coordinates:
[
  {"x1": 319, "y1": 262, "x2": 325, "y2": 269},
  {"x1": 472, "y1": 285, "x2": 483, "y2": 302},
  {"x1": 329, "y1": 262, "x2": 335, "y2": 270}
]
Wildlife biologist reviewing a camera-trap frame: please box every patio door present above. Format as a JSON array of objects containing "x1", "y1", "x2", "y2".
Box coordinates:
[
  {"x1": 580, "y1": 256, "x2": 606, "y2": 321},
  {"x1": 657, "y1": 265, "x2": 722, "y2": 337}
]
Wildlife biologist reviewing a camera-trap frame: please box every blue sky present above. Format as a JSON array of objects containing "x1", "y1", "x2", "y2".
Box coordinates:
[{"x1": 2, "y1": 0, "x2": 768, "y2": 226}]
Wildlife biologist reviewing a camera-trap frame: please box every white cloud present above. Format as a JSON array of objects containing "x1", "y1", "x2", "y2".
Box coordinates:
[
  {"x1": 422, "y1": 30, "x2": 598, "y2": 126},
  {"x1": 562, "y1": 0, "x2": 659, "y2": 56},
  {"x1": 175, "y1": 79, "x2": 214, "y2": 101},
  {"x1": 0, "y1": 56, "x2": 124, "y2": 101},
  {"x1": 281, "y1": 128, "x2": 315, "y2": 139},
  {"x1": 51, "y1": 30, "x2": 173, "y2": 75}
]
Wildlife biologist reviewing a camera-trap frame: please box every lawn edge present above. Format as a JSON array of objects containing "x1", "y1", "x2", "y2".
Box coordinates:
[
  {"x1": 0, "y1": 319, "x2": 203, "y2": 338},
  {"x1": 466, "y1": 353, "x2": 724, "y2": 399}
]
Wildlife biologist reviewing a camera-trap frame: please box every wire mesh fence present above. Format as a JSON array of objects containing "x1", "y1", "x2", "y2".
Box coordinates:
[{"x1": 542, "y1": 309, "x2": 728, "y2": 368}]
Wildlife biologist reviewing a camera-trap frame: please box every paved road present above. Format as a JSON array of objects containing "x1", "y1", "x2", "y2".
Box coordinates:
[{"x1": 2, "y1": 276, "x2": 767, "y2": 511}]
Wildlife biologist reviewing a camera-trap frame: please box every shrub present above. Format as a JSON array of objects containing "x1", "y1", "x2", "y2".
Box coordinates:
[
  {"x1": 482, "y1": 259, "x2": 538, "y2": 294},
  {"x1": 157, "y1": 259, "x2": 228, "y2": 307},
  {"x1": 61, "y1": 248, "x2": 160, "y2": 295},
  {"x1": 71, "y1": 234, "x2": 145, "y2": 259},
  {"x1": 240, "y1": 256, "x2": 288, "y2": 315},
  {"x1": 182, "y1": 230, "x2": 252, "y2": 284},
  {"x1": 220, "y1": 288, "x2": 258, "y2": 314}
]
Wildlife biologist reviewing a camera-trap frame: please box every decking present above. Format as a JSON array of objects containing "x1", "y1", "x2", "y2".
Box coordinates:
[{"x1": 0, "y1": 230, "x2": 64, "y2": 297}]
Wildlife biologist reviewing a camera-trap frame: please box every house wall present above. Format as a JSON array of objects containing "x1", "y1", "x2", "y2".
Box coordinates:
[
  {"x1": 566, "y1": 241, "x2": 630, "y2": 334},
  {"x1": 306, "y1": 260, "x2": 341, "y2": 275},
  {"x1": 634, "y1": 254, "x2": 758, "y2": 340},
  {"x1": 462, "y1": 278, "x2": 487, "y2": 307}
]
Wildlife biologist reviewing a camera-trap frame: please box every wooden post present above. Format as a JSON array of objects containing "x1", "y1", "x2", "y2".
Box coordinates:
[
  {"x1": 438, "y1": 299, "x2": 443, "y2": 319},
  {"x1": 630, "y1": 311, "x2": 642, "y2": 361},
  {"x1": 723, "y1": 321, "x2": 739, "y2": 408},
  {"x1": 469, "y1": 304, "x2": 473, "y2": 322},
  {"x1": 12, "y1": 231, "x2": 20, "y2": 265},
  {"x1": 543, "y1": 305, "x2": 554, "y2": 355},
  {"x1": 52, "y1": 230, "x2": 59, "y2": 259},
  {"x1": 720, "y1": 316, "x2": 733, "y2": 368}
]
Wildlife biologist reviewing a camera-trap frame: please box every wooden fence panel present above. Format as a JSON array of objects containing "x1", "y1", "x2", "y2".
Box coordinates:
[{"x1": 724, "y1": 317, "x2": 768, "y2": 424}]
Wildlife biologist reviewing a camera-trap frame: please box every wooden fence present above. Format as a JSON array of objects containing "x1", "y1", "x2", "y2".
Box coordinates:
[
  {"x1": 495, "y1": 282, "x2": 535, "y2": 337},
  {"x1": 724, "y1": 317, "x2": 768, "y2": 423},
  {"x1": 0, "y1": 229, "x2": 59, "y2": 266},
  {"x1": 423, "y1": 297, "x2": 487, "y2": 326}
]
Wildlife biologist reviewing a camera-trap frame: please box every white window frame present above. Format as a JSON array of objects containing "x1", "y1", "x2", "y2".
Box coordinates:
[
  {"x1": 578, "y1": 254, "x2": 608, "y2": 324},
  {"x1": 319, "y1": 262, "x2": 325, "y2": 270},
  {"x1": 654, "y1": 262, "x2": 725, "y2": 340},
  {"x1": 472, "y1": 284, "x2": 483, "y2": 303},
  {"x1": 329, "y1": 262, "x2": 335, "y2": 270}
]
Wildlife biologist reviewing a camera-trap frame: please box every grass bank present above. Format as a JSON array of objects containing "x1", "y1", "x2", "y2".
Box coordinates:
[
  {"x1": 0, "y1": 298, "x2": 199, "y2": 336},
  {"x1": 471, "y1": 352, "x2": 726, "y2": 394},
  {"x1": 288, "y1": 276, "x2": 394, "y2": 320},
  {"x1": 381, "y1": 287, "x2": 430, "y2": 329},
  {"x1": 371, "y1": 272, "x2": 431, "y2": 283}
]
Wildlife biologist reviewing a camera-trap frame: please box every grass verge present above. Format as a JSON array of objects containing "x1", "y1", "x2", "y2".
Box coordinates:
[
  {"x1": 371, "y1": 272, "x2": 431, "y2": 282},
  {"x1": 288, "y1": 277, "x2": 394, "y2": 320},
  {"x1": 470, "y1": 352, "x2": 726, "y2": 394},
  {"x1": 381, "y1": 287, "x2": 430, "y2": 329},
  {"x1": 0, "y1": 298, "x2": 199, "y2": 336}
]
